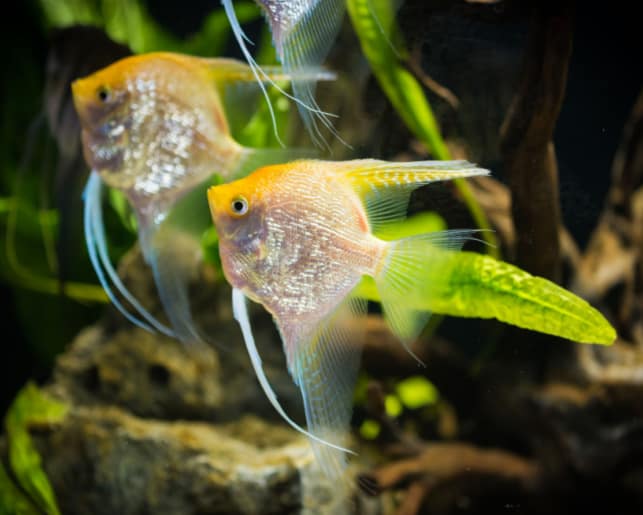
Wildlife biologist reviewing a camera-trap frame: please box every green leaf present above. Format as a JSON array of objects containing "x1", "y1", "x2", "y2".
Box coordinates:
[
  {"x1": 396, "y1": 376, "x2": 439, "y2": 409},
  {"x1": 5, "y1": 383, "x2": 69, "y2": 515},
  {"x1": 0, "y1": 462, "x2": 40, "y2": 515},
  {"x1": 384, "y1": 394, "x2": 403, "y2": 417},
  {"x1": 359, "y1": 419, "x2": 381, "y2": 440},
  {"x1": 356, "y1": 248, "x2": 616, "y2": 345},
  {"x1": 376, "y1": 211, "x2": 446, "y2": 241}
]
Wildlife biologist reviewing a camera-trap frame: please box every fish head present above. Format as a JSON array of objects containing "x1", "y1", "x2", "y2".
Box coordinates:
[
  {"x1": 71, "y1": 57, "x2": 135, "y2": 175},
  {"x1": 207, "y1": 175, "x2": 269, "y2": 293}
]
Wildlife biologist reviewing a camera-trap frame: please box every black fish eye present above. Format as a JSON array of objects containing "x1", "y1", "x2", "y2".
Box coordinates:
[
  {"x1": 231, "y1": 197, "x2": 248, "y2": 216},
  {"x1": 97, "y1": 86, "x2": 111, "y2": 102}
]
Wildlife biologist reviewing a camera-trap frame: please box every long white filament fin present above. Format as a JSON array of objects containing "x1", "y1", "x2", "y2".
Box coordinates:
[
  {"x1": 83, "y1": 172, "x2": 175, "y2": 337},
  {"x1": 232, "y1": 288, "x2": 356, "y2": 455}
]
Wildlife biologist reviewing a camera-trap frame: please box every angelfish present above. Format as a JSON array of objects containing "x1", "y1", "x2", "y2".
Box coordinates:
[
  {"x1": 72, "y1": 52, "x2": 322, "y2": 342},
  {"x1": 222, "y1": 0, "x2": 346, "y2": 146},
  {"x1": 207, "y1": 158, "x2": 489, "y2": 477}
]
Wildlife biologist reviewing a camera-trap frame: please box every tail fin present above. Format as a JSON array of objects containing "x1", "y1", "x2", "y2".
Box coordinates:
[{"x1": 374, "y1": 229, "x2": 483, "y2": 362}]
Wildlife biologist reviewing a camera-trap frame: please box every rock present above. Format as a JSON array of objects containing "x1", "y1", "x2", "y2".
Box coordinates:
[
  {"x1": 34, "y1": 406, "x2": 343, "y2": 515},
  {"x1": 19, "y1": 246, "x2": 365, "y2": 514},
  {"x1": 50, "y1": 326, "x2": 223, "y2": 420}
]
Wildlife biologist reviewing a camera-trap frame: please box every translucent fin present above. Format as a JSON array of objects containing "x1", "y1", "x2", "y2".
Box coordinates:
[
  {"x1": 374, "y1": 230, "x2": 481, "y2": 363},
  {"x1": 206, "y1": 56, "x2": 335, "y2": 84},
  {"x1": 83, "y1": 172, "x2": 175, "y2": 337},
  {"x1": 343, "y1": 159, "x2": 490, "y2": 232},
  {"x1": 281, "y1": 295, "x2": 366, "y2": 479},
  {"x1": 222, "y1": 0, "x2": 341, "y2": 146},
  {"x1": 274, "y1": 0, "x2": 348, "y2": 147},
  {"x1": 137, "y1": 215, "x2": 205, "y2": 345},
  {"x1": 232, "y1": 288, "x2": 356, "y2": 456}
]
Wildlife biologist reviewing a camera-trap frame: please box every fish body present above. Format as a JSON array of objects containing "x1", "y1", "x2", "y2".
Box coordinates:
[
  {"x1": 215, "y1": 162, "x2": 378, "y2": 322},
  {"x1": 73, "y1": 52, "x2": 245, "y2": 213},
  {"x1": 208, "y1": 159, "x2": 489, "y2": 478},
  {"x1": 73, "y1": 52, "x2": 316, "y2": 342},
  {"x1": 223, "y1": 0, "x2": 345, "y2": 146}
]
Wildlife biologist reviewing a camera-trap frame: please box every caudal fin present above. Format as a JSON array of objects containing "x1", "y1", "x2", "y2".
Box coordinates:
[{"x1": 374, "y1": 229, "x2": 484, "y2": 362}]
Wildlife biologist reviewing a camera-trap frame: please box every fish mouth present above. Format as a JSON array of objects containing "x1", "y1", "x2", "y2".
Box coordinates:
[
  {"x1": 207, "y1": 186, "x2": 224, "y2": 223},
  {"x1": 70, "y1": 78, "x2": 94, "y2": 124}
]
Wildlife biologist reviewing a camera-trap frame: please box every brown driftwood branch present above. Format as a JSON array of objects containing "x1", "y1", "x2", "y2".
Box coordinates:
[
  {"x1": 358, "y1": 443, "x2": 539, "y2": 503},
  {"x1": 500, "y1": 4, "x2": 574, "y2": 282}
]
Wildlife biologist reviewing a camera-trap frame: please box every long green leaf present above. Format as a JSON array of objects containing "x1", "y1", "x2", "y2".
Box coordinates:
[
  {"x1": 356, "y1": 248, "x2": 616, "y2": 345},
  {"x1": 0, "y1": 462, "x2": 40, "y2": 515},
  {"x1": 5, "y1": 383, "x2": 69, "y2": 515}
]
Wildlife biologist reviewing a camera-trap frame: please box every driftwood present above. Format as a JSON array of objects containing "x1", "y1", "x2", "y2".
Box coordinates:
[{"x1": 500, "y1": 3, "x2": 573, "y2": 282}]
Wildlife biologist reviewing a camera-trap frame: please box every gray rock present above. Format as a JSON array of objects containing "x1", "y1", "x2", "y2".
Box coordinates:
[{"x1": 35, "y1": 406, "x2": 346, "y2": 515}]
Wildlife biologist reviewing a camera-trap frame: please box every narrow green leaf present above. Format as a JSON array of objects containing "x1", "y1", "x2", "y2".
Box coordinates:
[
  {"x1": 5, "y1": 383, "x2": 69, "y2": 515},
  {"x1": 356, "y1": 248, "x2": 616, "y2": 345},
  {"x1": 0, "y1": 462, "x2": 41, "y2": 515}
]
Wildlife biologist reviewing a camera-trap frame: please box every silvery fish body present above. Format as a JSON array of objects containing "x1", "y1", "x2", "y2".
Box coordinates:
[
  {"x1": 220, "y1": 163, "x2": 379, "y2": 325},
  {"x1": 74, "y1": 53, "x2": 242, "y2": 213},
  {"x1": 208, "y1": 159, "x2": 490, "y2": 480}
]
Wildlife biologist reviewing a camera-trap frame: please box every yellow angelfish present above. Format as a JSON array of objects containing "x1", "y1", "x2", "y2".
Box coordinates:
[
  {"x1": 72, "y1": 52, "x2": 324, "y2": 342},
  {"x1": 207, "y1": 159, "x2": 488, "y2": 479}
]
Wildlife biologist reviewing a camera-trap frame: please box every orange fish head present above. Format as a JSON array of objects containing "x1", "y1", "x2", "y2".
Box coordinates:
[
  {"x1": 71, "y1": 57, "x2": 137, "y2": 173},
  {"x1": 71, "y1": 59, "x2": 132, "y2": 129},
  {"x1": 207, "y1": 179, "x2": 267, "y2": 290}
]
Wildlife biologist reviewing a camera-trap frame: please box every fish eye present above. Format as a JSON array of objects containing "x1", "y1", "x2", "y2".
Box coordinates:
[
  {"x1": 97, "y1": 86, "x2": 111, "y2": 102},
  {"x1": 230, "y1": 197, "x2": 248, "y2": 216}
]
